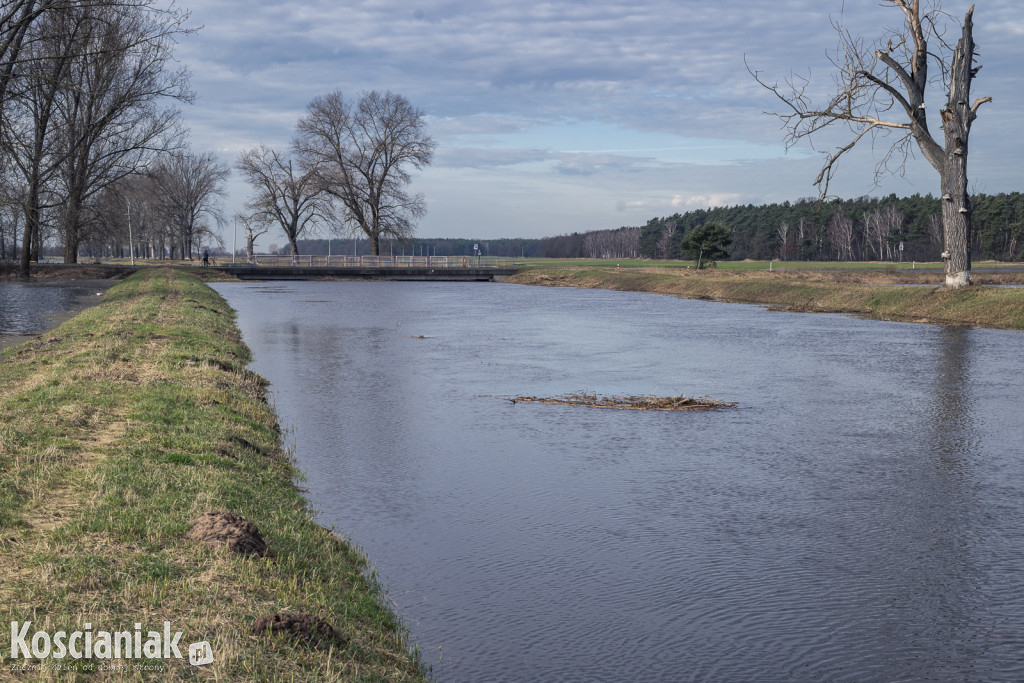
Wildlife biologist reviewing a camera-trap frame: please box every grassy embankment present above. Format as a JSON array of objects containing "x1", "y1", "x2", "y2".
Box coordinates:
[
  {"x1": 513, "y1": 257, "x2": 954, "y2": 271},
  {"x1": 0, "y1": 269, "x2": 425, "y2": 681},
  {"x1": 508, "y1": 266, "x2": 1024, "y2": 329},
  {"x1": 516, "y1": 258, "x2": 1024, "y2": 278},
  {"x1": 511, "y1": 257, "x2": 1024, "y2": 274},
  {"x1": 0, "y1": 263, "x2": 242, "y2": 283}
]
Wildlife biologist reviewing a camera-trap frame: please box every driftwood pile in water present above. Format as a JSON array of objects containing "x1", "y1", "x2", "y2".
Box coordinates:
[{"x1": 507, "y1": 392, "x2": 736, "y2": 411}]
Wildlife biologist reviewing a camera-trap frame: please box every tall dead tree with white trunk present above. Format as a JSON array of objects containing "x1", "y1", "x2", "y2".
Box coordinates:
[
  {"x1": 235, "y1": 213, "x2": 268, "y2": 262},
  {"x1": 751, "y1": 1, "x2": 991, "y2": 288},
  {"x1": 777, "y1": 220, "x2": 790, "y2": 260}
]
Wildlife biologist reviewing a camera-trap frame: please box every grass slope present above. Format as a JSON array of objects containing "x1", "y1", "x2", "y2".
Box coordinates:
[
  {"x1": 0, "y1": 269, "x2": 425, "y2": 681},
  {"x1": 508, "y1": 267, "x2": 1024, "y2": 329}
]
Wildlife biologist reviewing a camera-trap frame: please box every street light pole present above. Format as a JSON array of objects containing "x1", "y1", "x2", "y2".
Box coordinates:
[{"x1": 127, "y1": 201, "x2": 135, "y2": 266}]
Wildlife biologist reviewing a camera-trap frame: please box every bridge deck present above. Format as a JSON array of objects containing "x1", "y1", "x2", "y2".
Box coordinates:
[{"x1": 218, "y1": 265, "x2": 519, "y2": 281}]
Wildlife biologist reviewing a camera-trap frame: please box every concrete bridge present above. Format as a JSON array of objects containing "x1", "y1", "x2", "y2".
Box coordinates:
[
  {"x1": 207, "y1": 254, "x2": 520, "y2": 281},
  {"x1": 217, "y1": 264, "x2": 519, "y2": 281}
]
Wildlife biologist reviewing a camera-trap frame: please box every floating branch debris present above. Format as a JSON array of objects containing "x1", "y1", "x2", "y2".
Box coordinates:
[{"x1": 506, "y1": 392, "x2": 736, "y2": 411}]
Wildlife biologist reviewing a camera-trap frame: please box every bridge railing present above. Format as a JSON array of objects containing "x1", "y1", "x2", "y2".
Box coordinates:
[{"x1": 244, "y1": 255, "x2": 518, "y2": 269}]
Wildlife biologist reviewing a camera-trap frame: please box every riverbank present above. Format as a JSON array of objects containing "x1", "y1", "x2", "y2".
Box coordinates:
[
  {"x1": 0, "y1": 263, "x2": 135, "y2": 281},
  {"x1": 0, "y1": 262, "x2": 243, "y2": 283},
  {"x1": 0, "y1": 269, "x2": 425, "y2": 680},
  {"x1": 508, "y1": 267, "x2": 1024, "y2": 329}
]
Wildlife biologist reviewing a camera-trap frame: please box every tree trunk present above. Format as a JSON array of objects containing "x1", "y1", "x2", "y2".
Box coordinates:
[
  {"x1": 939, "y1": 8, "x2": 984, "y2": 289},
  {"x1": 63, "y1": 229, "x2": 80, "y2": 264},
  {"x1": 62, "y1": 195, "x2": 84, "y2": 264},
  {"x1": 30, "y1": 220, "x2": 40, "y2": 263},
  {"x1": 940, "y1": 154, "x2": 971, "y2": 288},
  {"x1": 369, "y1": 232, "x2": 380, "y2": 256},
  {"x1": 18, "y1": 175, "x2": 42, "y2": 278},
  {"x1": 18, "y1": 211, "x2": 33, "y2": 279}
]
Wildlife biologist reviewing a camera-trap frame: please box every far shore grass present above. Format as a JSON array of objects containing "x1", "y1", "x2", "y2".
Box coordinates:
[
  {"x1": 0, "y1": 269, "x2": 426, "y2": 681},
  {"x1": 508, "y1": 266, "x2": 1024, "y2": 330},
  {"x1": 510, "y1": 257, "x2": 1024, "y2": 274}
]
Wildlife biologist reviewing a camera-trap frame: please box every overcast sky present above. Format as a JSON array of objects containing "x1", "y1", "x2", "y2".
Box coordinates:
[{"x1": 175, "y1": 0, "x2": 1024, "y2": 244}]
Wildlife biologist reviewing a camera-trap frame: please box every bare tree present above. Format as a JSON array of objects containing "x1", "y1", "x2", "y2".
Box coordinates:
[
  {"x1": 0, "y1": 194, "x2": 20, "y2": 258},
  {"x1": 0, "y1": 1, "x2": 50, "y2": 111},
  {"x1": 236, "y1": 144, "x2": 329, "y2": 257},
  {"x1": 827, "y1": 210, "x2": 855, "y2": 261},
  {"x1": 861, "y1": 210, "x2": 875, "y2": 260},
  {"x1": 751, "y1": 1, "x2": 991, "y2": 288},
  {"x1": 927, "y1": 212, "x2": 944, "y2": 248},
  {"x1": 777, "y1": 220, "x2": 790, "y2": 260},
  {"x1": 2, "y1": 0, "x2": 192, "y2": 275},
  {"x1": 52, "y1": 0, "x2": 192, "y2": 263},
  {"x1": 147, "y1": 151, "x2": 229, "y2": 259},
  {"x1": 863, "y1": 208, "x2": 883, "y2": 260},
  {"x1": 582, "y1": 227, "x2": 640, "y2": 259},
  {"x1": 235, "y1": 213, "x2": 268, "y2": 262},
  {"x1": 879, "y1": 204, "x2": 905, "y2": 260},
  {"x1": 654, "y1": 220, "x2": 677, "y2": 260},
  {"x1": 84, "y1": 173, "x2": 161, "y2": 259},
  {"x1": 295, "y1": 90, "x2": 435, "y2": 256},
  {"x1": 5, "y1": 5, "x2": 79, "y2": 275}
]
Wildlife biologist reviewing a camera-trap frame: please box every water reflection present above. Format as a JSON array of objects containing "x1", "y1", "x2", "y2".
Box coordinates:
[
  {"x1": 930, "y1": 327, "x2": 977, "y2": 461},
  {"x1": 215, "y1": 282, "x2": 1024, "y2": 682}
]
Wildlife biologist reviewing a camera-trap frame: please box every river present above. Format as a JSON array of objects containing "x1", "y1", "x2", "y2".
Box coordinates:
[
  {"x1": 0, "y1": 280, "x2": 113, "y2": 351},
  {"x1": 213, "y1": 280, "x2": 1024, "y2": 682}
]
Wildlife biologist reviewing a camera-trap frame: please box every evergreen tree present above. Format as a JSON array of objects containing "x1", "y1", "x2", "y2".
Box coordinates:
[{"x1": 680, "y1": 222, "x2": 731, "y2": 269}]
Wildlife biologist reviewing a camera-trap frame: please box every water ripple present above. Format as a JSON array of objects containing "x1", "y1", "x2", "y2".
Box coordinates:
[{"x1": 215, "y1": 281, "x2": 1024, "y2": 683}]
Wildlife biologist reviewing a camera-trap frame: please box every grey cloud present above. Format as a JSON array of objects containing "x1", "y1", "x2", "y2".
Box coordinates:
[
  {"x1": 179, "y1": 0, "x2": 1024, "y2": 240},
  {"x1": 435, "y1": 147, "x2": 553, "y2": 169}
]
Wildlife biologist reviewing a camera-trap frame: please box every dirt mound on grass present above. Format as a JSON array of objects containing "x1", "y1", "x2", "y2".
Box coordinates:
[
  {"x1": 186, "y1": 511, "x2": 268, "y2": 557},
  {"x1": 252, "y1": 612, "x2": 341, "y2": 644}
]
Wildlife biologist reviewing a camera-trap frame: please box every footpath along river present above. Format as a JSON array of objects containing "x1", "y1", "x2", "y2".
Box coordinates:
[{"x1": 214, "y1": 280, "x2": 1024, "y2": 683}]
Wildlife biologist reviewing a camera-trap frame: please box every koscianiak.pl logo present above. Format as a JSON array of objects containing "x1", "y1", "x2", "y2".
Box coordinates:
[{"x1": 8, "y1": 621, "x2": 214, "y2": 673}]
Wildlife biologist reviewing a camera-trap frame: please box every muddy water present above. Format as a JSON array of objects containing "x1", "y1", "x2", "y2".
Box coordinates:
[{"x1": 215, "y1": 281, "x2": 1024, "y2": 682}]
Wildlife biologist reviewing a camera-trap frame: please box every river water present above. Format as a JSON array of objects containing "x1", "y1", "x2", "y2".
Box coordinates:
[
  {"x1": 0, "y1": 280, "x2": 112, "y2": 350},
  {"x1": 213, "y1": 281, "x2": 1024, "y2": 682}
]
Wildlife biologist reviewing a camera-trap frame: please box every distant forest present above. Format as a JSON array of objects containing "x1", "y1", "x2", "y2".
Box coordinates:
[{"x1": 280, "y1": 192, "x2": 1024, "y2": 262}]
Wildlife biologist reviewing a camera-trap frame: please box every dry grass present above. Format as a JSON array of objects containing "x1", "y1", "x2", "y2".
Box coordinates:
[
  {"x1": 508, "y1": 392, "x2": 736, "y2": 410},
  {"x1": 508, "y1": 267, "x2": 1024, "y2": 329}
]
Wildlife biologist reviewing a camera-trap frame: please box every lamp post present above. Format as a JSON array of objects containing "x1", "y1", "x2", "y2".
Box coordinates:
[{"x1": 127, "y1": 201, "x2": 135, "y2": 266}]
